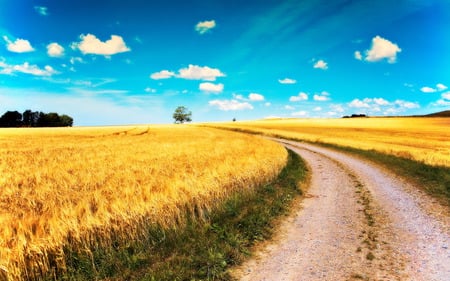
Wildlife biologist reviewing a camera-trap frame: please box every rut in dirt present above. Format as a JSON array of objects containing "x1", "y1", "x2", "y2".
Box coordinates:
[{"x1": 234, "y1": 139, "x2": 450, "y2": 281}]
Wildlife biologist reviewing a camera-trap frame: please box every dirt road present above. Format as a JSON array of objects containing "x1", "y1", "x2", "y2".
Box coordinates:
[{"x1": 233, "y1": 139, "x2": 449, "y2": 281}]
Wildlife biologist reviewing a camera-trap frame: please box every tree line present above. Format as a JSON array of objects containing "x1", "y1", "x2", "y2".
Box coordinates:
[{"x1": 0, "y1": 110, "x2": 74, "y2": 127}]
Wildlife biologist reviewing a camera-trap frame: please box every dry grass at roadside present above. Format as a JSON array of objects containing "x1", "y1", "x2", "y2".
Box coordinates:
[
  {"x1": 0, "y1": 125, "x2": 287, "y2": 280},
  {"x1": 207, "y1": 117, "x2": 450, "y2": 167}
]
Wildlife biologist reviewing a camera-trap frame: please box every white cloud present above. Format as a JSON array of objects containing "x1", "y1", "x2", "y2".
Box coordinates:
[
  {"x1": 249, "y1": 93, "x2": 265, "y2": 101},
  {"x1": 349, "y1": 98, "x2": 370, "y2": 108},
  {"x1": 195, "y1": 20, "x2": 216, "y2": 34},
  {"x1": 313, "y1": 59, "x2": 328, "y2": 70},
  {"x1": 421, "y1": 86, "x2": 436, "y2": 93},
  {"x1": 278, "y1": 78, "x2": 297, "y2": 84},
  {"x1": 199, "y1": 82, "x2": 224, "y2": 93},
  {"x1": 47, "y1": 42, "x2": 64, "y2": 57},
  {"x1": 177, "y1": 64, "x2": 225, "y2": 81},
  {"x1": 285, "y1": 105, "x2": 295, "y2": 110},
  {"x1": 313, "y1": 91, "x2": 330, "y2": 101},
  {"x1": 144, "y1": 87, "x2": 156, "y2": 93},
  {"x1": 292, "y1": 111, "x2": 307, "y2": 117},
  {"x1": 3, "y1": 36, "x2": 34, "y2": 53},
  {"x1": 434, "y1": 92, "x2": 450, "y2": 106},
  {"x1": 74, "y1": 34, "x2": 130, "y2": 56},
  {"x1": 233, "y1": 94, "x2": 245, "y2": 100},
  {"x1": 313, "y1": 106, "x2": 322, "y2": 111},
  {"x1": 150, "y1": 65, "x2": 225, "y2": 81},
  {"x1": 330, "y1": 104, "x2": 345, "y2": 113},
  {"x1": 265, "y1": 102, "x2": 271, "y2": 107},
  {"x1": 421, "y1": 83, "x2": 448, "y2": 93},
  {"x1": 373, "y1": 98, "x2": 389, "y2": 105},
  {"x1": 435, "y1": 99, "x2": 450, "y2": 106},
  {"x1": 289, "y1": 92, "x2": 308, "y2": 102},
  {"x1": 394, "y1": 99, "x2": 419, "y2": 109},
  {"x1": 364, "y1": 35, "x2": 401, "y2": 63},
  {"x1": 70, "y1": 57, "x2": 84, "y2": 65},
  {"x1": 209, "y1": 99, "x2": 253, "y2": 111},
  {"x1": 150, "y1": 70, "x2": 175, "y2": 80},
  {"x1": 404, "y1": 83, "x2": 414, "y2": 88},
  {"x1": 233, "y1": 93, "x2": 264, "y2": 101},
  {"x1": 442, "y1": 91, "x2": 450, "y2": 100},
  {"x1": 354, "y1": 51, "x2": 362, "y2": 60},
  {"x1": 0, "y1": 61, "x2": 57, "y2": 76},
  {"x1": 348, "y1": 97, "x2": 419, "y2": 115},
  {"x1": 436, "y1": 83, "x2": 448, "y2": 91},
  {"x1": 34, "y1": 6, "x2": 48, "y2": 16}
]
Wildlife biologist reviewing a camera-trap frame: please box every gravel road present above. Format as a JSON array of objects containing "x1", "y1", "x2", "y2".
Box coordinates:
[{"x1": 233, "y1": 139, "x2": 449, "y2": 281}]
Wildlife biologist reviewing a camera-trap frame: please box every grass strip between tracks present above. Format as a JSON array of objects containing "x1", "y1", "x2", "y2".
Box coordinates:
[{"x1": 55, "y1": 149, "x2": 307, "y2": 281}]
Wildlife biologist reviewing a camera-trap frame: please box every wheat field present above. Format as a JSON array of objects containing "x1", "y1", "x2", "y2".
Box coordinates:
[
  {"x1": 207, "y1": 117, "x2": 450, "y2": 167},
  {"x1": 0, "y1": 125, "x2": 287, "y2": 280}
]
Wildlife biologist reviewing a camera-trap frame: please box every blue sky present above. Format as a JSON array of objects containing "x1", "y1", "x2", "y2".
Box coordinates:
[{"x1": 0, "y1": 0, "x2": 449, "y2": 125}]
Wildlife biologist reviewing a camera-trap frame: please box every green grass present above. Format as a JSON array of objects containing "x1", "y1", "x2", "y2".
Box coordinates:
[{"x1": 52, "y1": 149, "x2": 307, "y2": 280}]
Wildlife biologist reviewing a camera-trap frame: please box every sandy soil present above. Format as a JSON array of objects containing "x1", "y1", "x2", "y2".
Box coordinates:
[{"x1": 232, "y1": 139, "x2": 449, "y2": 281}]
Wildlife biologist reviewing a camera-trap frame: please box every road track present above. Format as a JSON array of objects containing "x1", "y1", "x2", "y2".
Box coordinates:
[{"x1": 234, "y1": 139, "x2": 450, "y2": 281}]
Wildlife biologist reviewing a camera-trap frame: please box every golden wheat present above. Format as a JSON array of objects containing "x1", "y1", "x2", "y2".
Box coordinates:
[
  {"x1": 207, "y1": 117, "x2": 450, "y2": 167},
  {"x1": 0, "y1": 125, "x2": 287, "y2": 280}
]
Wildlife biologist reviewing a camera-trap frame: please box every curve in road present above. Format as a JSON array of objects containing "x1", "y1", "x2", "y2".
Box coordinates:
[{"x1": 234, "y1": 139, "x2": 449, "y2": 281}]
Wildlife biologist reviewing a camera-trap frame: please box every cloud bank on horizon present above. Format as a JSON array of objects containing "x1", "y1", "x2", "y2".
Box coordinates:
[{"x1": 0, "y1": 0, "x2": 448, "y2": 125}]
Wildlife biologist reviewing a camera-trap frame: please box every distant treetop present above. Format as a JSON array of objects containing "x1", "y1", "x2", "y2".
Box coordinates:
[{"x1": 0, "y1": 110, "x2": 73, "y2": 127}]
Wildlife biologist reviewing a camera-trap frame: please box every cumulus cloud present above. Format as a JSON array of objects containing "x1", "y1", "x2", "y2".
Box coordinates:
[
  {"x1": 394, "y1": 99, "x2": 419, "y2": 109},
  {"x1": 150, "y1": 70, "x2": 175, "y2": 79},
  {"x1": 3, "y1": 36, "x2": 34, "y2": 53},
  {"x1": 354, "y1": 51, "x2": 362, "y2": 60},
  {"x1": 47, "y1": 42, "x2": 64, "y2": 57},
  {"x1": 249, "y1": 93, "x2": 265, "y2": 101},
  {"x1": 284, "y1": 105, "x2": 295, "y2": 110},
  {"x1": 209, "y1": 99, "x2": 253, "y2": 111},
  {"x1": 195, "y1": 20, "x2": 216, "y2": 34},
  {"x1": 289, "y1": 92, "x2": 308, "y2": 102},
  {"x1": 373, "y1": 98, "x2": 389, "y2": 105},
  {"x1": 433, "y1": 92, "x2": 450, "y2": 106},
  {"x1": 74, "y1": 34, "x2": 130, "y2": 56},
  {"x1": 233, "y1": 93, "x2": 265, "y2": 101},
  {"x1": 278, "y1": 78, "x2": 297, "y2": 84},
  {"x1": 177, "y1": 64, "x2": 225, "y2": 81},
  {"x1": 313, "y1": 91, "x2": 330, "y2": 101},
  {"x1": 348, "y1": 97, "x2": 419, "y2": 115},
  {"x1": 34, "y1": 6, "x2": 48, "y2": 16},
  {"x1": 313, "y1": 59, "x2": 328, "y2": 70},
  {"x1": 150, "y1": 65, "x2": 225, "y2": 81},
  {"x1": 420, "y1": 86, "x2": 436, "y2": 93},
  {"x1": 144, "y1": 87, "x2": 156, "y2": 93},
  {"x1": 349, "y1": 98, "x2": 370, "y2": 108},
  {"x1": 437, "y1": 83, "x2": 448, "y2": 91},
  {"x1": 199, "y1": 82, "x2": 224, "y2": 93},
  {"x1": 364, "y1": 35, "x2": 401, "y2": 63},
  {"x1": 233, "y1": 94, "x2": 245, "y2": 100},
  {"x1": 330, "y1": 104, "x2": 345, "y2": 113},
  {"x1": 421, "y1": 83, "x2": 448, "y2": 93},
  {"x1": 292, "y1": 111, "x2": 308, "y2": 117},
  {"x1": 435, "y1": 99, "x2": 450, "y2": 106},
  {"x1": 442, "y1": 92, "x2": 450, "y2": 100},
  {"x1": 0, "y1": 61, "x2": 57, "y2": 76},
  {"x1": 313, "y1": 106, "x2": 322, "y2": 111}
]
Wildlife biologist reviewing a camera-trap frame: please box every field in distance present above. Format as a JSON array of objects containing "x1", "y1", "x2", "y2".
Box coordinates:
[
  {"x1": 0, "y1": 125, "x2": 287, "y2": 280},
  {"x1": 207, "y1": 117, "x2": 450, "y2": 167}
]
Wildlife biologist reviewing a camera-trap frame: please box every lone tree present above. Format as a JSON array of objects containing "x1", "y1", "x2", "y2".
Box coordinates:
[{"x1": 173, "y1": 106, "x2": 192, "y2": 124}]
